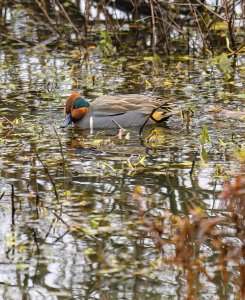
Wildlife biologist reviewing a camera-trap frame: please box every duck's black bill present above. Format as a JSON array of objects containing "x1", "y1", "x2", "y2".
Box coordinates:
[{"x1": 60, "y1": 113, "x2": 72, "y2": 128}]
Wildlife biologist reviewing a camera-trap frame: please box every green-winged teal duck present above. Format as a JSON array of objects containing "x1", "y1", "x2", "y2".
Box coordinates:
[{"x1": 61, "y1": 93, "x2": 178, "y2": 130}]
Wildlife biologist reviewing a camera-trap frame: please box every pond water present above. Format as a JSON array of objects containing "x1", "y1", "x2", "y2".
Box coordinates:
[{"x1": 0, "y1": 2, "x2": 244, "y2": 300}]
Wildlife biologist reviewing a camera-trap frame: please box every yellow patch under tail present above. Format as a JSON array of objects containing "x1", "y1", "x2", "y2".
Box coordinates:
[
  {"x1": 151, "y1": 110, "x2": 179, "y2": 122},
  {"x1": 152, "y1": 111, "x2": 165, "y2": 122}
]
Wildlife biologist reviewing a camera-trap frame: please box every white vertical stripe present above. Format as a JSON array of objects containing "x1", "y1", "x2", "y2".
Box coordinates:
[{"x1": 90, "y1": 116, "x2": 93, "y2": 134}]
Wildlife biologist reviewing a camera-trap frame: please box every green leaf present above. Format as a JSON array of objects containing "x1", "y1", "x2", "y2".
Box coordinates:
[
  {"x1": 63, "y1": 2, "x2": 72, "y2": 7},
  {"x1": 215, "y1": 164, "x2": 222, "y2": 175},
  {"x1": 200, "y1": 126, "x2": 211, "y2": 145},
  {"x1": 201, "y1": 146, "x2": 208, "y2": 161},
  {"x1": 99, "y1": 31, "x2": 116, "y2": 57},
  {"x1": 17, "y1": 263, "x2": 29, "y2": 271},
  {"x1": 210, "y1": 22, "x2": 228, "y2": 31},
  {"x1": 8, "y1": 83, "x2": 16, "y2": 90},
  {"x1": 37, "y1": 72, "x2": 47, "y2": 79},
  {"x1": 90, "y1": 220, "x2": 99, "y2": 229},
  {"x1": 218, "y1": 53, "x2": 231, "y2": 73},
  {"x1": 145, "y1": 80, "x2": 152, "y2": 89},
  {"x1": 237, "y1": 94, "x2": 245, "y2": 99},
  {"x1": 90, "y1": 139, "x2": 104, "y2": 147},
  {"x1": 100, "y1": 161, "x2": 115, "y2": 171}
]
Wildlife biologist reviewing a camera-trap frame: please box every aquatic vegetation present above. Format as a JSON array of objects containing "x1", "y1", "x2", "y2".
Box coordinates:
[{"x1": 0, "y1": 1, "x2": 244, "y2": 299}]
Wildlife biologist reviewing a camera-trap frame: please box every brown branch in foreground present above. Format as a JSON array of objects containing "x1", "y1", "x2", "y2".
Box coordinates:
[
  {"x1": 2, "y1": 116, "x2": 14, "y2": 127},
  {"x1": 112, "y1": 119, "x2": 125, "y2": 139},
  {"x1": 139, "y1": 102, "x2": 171, "y2": 136}
]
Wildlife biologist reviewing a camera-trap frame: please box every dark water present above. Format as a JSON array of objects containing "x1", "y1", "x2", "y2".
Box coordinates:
[{"x1": 0, "y1": 3, "x2": 244, "y2": 300}]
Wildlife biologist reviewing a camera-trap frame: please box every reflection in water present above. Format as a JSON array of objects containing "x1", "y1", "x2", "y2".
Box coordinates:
[{"x1": 0, "y1": 4, "x2": 244, "y2": 300}]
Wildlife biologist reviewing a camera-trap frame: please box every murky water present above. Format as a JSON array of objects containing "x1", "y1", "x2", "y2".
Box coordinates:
[{"x1": 0, "y1": 2, "x2": 244, "y2": 300}]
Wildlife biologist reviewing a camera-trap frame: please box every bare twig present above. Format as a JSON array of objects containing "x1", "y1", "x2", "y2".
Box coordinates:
[
  {"x1": 100, "y1": 0, "x2": 121, "y2": 46},
  {"x1": 53, "y1": 229, "x2": 70, "y2": 243},
  {"x1": 55, "y1": 0, "x2": 87, "y2": 48},
  {"x1": 0, "y1": 192, "x2": 4, "y2": 201},
  {"x1": 11, "y1": 184, "x2": 15, "y2": 226},
  {"x1": 188, "y1": 0, "x2": 209, "y2": 51},
  {"x1": 32, "y1": 229, "x2": 40, "y2": 253},
  {"x1": 24, "y1": 2, "x2": 59, "y2": 35},
  {"x1": 84, "y1": 0, "x2": 90, "y2": 37},
  {"x1": 50, "y1": 209, "x2": 71, "y2": 229},
  {"x1": 0, "y1": 33, "x2": 30, "y2": 47},
  {"x1": 111, "y1": 119, "x2": 124, "y2": 130},
  {"x1": 189, "y1": 151, "x2": 198, "y2": 176},
  {"x1": 30, "y1": 155, "x2": 40, "y2": 216},
  {"x1": 53, "y1": 126, "x2": 65, "y2": 163},
  {"x1": 139, "y1": 102, "x2": 172, "y2": 136},
  {"x1": 224, "y1": 0, "x2": 237, "y2": 51},
  {"x1": 2, "y1": 116, "x2": 14, "y2": 127},
  {"x1": 194, "y1": 0, "x2": 226, "y2": 21},
  {"x1": 149, "y1": 0, "x2": 157, "y2": 49},
  {"x1": 33, "y1": 0, "x2": 60, "y2": 35},
  {"x1": 112, "y1": 119, "x2": 125, "y2": 139},
  {"x1": 36, "y1": 152, "x2": 59, "y2": 201},
  {"x1": 44, "y1": 207, "x2": 70, "y2": 239}
]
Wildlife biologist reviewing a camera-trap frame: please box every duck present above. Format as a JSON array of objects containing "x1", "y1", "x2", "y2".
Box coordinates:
[{"x1": 61, "y1": 93, "x2": 178, "y2": 130}]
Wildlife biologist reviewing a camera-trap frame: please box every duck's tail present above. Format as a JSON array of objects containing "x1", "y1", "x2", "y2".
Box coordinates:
[{"x1": 151, "y1": 103, "x2": 179, "y2": 122}]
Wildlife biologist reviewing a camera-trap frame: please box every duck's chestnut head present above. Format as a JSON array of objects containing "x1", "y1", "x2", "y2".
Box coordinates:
[{"x1": 61, "y1": 93, "x2": 89, "y2": 128}]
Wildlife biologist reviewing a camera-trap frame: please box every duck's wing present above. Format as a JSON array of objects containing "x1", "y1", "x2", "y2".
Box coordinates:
[{"x1": 91, "y1": 94, "x2": 170, "y2": 116}]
